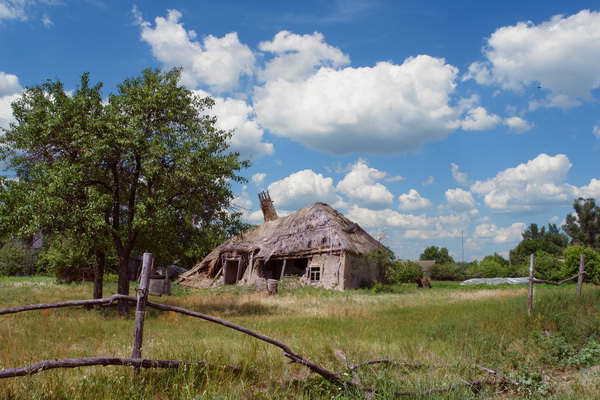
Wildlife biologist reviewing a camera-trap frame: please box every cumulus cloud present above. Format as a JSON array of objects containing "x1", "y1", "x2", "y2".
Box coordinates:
[
  {"x1": 504, "y1": 116, "x2": 532, "y2": 133},
  {"x1": 346, "y1": 206, "x2": 430, "y2": 229},
  {"x1": 135, "y1": 8, "x2": 256, "y2": 93},
  {"x1": 257, "y1": 31, "x2": 350, "y2": 82},
  {"x1": 460, "y1": 106, "x2": 501, "y2": 131},
  {"x1": 252, "y1": 173, "x2": 267, "y2": 186},
  {"x1": 0, "y1": 71, "x2": 22, "y2": 129},
  {"x1": 267, "y1": 169, "x2": 340, "y2": 210},
  {"x1": 451, "y1": 163, "x2": 469, "y2": 186},
  {"x1": 193, "y1": 90, "x2": 273, "y2": 158},
  {"x1": 470, "y1": 153, "x2": 580, "y2": 214},
  {"x1": 465, "y1": 10, "x2": 600, "y2": 108},
  {"x1": 444, "y1": 188, "x2": 478, "y2": 213},
  {"x1": 473, "y1": 222, "x2": 525, "y2": 244},
  {"x1": 254, "y1": 55, "x2": 460, "y2": 155},
  {"x1": 336, "y1": 160, "x2": 394, "y2": 208},
  {"x1": 422, "y1": 176, "x2": 435, "y2": 186},
  {"x1": 398, "y1": 189, "x2": 432, "y2": 211}
]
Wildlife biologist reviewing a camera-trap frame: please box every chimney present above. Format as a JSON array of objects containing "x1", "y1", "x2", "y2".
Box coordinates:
[{"x1": 258, "y1": 191, "x2": 278, "y2": 222}]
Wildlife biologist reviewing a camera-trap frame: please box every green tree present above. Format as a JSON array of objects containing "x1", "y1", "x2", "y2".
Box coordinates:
[
  {"x1": 419, "y1": 246, "x2": 454, "y2": 264},
  {"x1": 561, "y1": 245, "x2": 600, "y2": 282},
  {"x1": 0, "y1": 68, "x2": 250, "y2": 314},
  {"x1": 509, "y1": 223, "x2": 568, "y2": 266},
  {"x1": 562, "y1": 198, "x2": 600, "y2": 249}
]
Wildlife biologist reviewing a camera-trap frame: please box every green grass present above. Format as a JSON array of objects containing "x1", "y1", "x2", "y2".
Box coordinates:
[{"x1": 0, "y1": 278, "x2": 598, "y2": 399}]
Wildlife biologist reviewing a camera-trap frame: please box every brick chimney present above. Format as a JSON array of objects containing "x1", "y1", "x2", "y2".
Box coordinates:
[{"x1": 258, "y1": 191, "x2": 278, "y2": 222}]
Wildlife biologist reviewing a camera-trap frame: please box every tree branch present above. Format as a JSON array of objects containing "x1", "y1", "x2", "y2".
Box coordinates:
[{"x1": 0, "y1": 357, "x2": 240, "y2": 379}]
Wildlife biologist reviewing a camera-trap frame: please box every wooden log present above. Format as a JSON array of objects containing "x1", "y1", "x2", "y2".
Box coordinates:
[
  {"x1": 131, "y1": 253, "x2": 152, "y2": 369},
  {"x1": 0, "y1": 357, "x2": 241, "y2": 379}
]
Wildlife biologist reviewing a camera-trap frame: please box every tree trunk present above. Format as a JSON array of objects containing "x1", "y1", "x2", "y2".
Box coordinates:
[
  {"x1": 117, "y1": 254, "x2": 131, "y2": 316},
  {"x1": 93, "y1": 251, "x2": 105, "y2": 300}
]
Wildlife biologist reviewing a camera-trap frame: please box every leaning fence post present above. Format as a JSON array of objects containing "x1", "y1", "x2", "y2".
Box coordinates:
[
  {"x1": 527, "y1": 253, "x2": 535, "y2": 316},
  {"x1": 131, "y1": 253, "x2": 153, "y2": 372},
  {"x1": 577, "y1": 254, "x2": 585, "y2": 297}
]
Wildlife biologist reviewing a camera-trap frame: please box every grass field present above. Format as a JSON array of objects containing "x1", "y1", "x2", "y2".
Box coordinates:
[{"x1": 0, "y1": 277, "x2": 598, "y2": 399}]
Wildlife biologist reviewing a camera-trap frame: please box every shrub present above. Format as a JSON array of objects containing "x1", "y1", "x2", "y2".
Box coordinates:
[
  {"x1": 0, "y1": 242, "x2": 36, "y2": 276},
  {"x1": 386, "y1": 261, "x2": 421, "y2": 283},
  {"x1": 561, "y1": 245, "x2": 600, "y2": 282}
]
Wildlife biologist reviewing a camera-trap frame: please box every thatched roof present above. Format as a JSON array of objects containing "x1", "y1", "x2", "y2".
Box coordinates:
[{"x1": 179, "y1": 202, "x2": 387, "y2": 280}]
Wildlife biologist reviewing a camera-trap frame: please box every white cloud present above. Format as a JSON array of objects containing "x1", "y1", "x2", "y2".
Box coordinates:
[
  {"x1": 451, "y1": 163, "x2": 469, "y2": 186},
  {"x1": 193, "y1": 90, "x2": 273, "y2": 158},
  {"x1": 0, "y1": 0, "x2": 28, "y2": 22},
  {"x1": 473, "y1": 222, "x2": 525, "y2": 244},
  {"x1": 593, "y1": 124, "x2": 600, "y2": 139},
  {"x1": 465, "y1": 10, "x2": 600, "y2": 108},
  {"x1": 0, "y1": 72, "x2": 22, "y2": 129},
  {"x1": 135, "y1": 8, "x2": 256, "y2": 93},
  {"x1": 444, "y1": 188, "x2": 478, "y2": 213},
  {"x1": 336, "y1": 159, "x2": 394, "y2": 208},
  {"x1": 504, "y1": 116, "x2": 532, "y2": 133},
  {"x1": 254, "y1": 55, "x2": 460, "y2": 155},
  {"x1": 267, "y1": 169, "x2": 340, "y2": 210},
  {"x1": 258, "y1": 31, "x2": 350, "y2": 82},
  {"x1": 460, "y1": 106, "x2": 501, "y2": 131},
  {"x1": 0, "y1": 71, "x2": 21, "y2": 96},
  {"x1": 251, "y1": 173, "x2": 267, "y2": 186},
  {"x1": 422, "y1": 176, "x2": 435, "y2": 186},
  {"x1": 346, "y1": 206, "x2": 430, "y2": 229},
  {"x1": 398, "y1": 189, "x2": 431, "y2": 211},
  {"x1": 470, "y1": 153, "x2": 577, "y2": 214}
]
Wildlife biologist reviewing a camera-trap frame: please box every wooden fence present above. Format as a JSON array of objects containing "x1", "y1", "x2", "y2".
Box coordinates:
[{"x1": 527, "y1": 253, "x2": 589, "y2": 315}]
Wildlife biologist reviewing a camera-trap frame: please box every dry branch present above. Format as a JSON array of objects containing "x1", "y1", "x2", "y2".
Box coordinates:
[
  {"x1": 0, "y1": 357, "x2": 240, "y2": 379},
  {"x1": 532, "y1": 272, "x2": 585, "y2": 286},
  {"x1": 1, "y1": 295, "x2": 521, "y2": 396}
]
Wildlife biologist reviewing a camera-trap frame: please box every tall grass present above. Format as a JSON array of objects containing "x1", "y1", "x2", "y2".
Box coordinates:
[{"x1": 0, "y1": 278, "x2": 598, "y2": 399}]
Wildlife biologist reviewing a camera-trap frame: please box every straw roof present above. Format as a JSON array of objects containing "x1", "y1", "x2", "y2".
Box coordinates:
[{"x1": 179, "y1": 202, "x2": 387, "y2": 279}]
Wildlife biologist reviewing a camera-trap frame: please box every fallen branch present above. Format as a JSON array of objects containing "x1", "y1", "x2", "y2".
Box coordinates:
[
  {"x1": 0, "y1": 295, "x2": 123, "y2": 316},
  {"x1": 473, "y1": 363, "x2": 520, "y2": 387},
  {"x1": 0, "y1": 295, "x2": 520, "y2": 396},
  {"x1": 348, "y1": 359, "x2": 425, "y2": 371},
  {"x1": 0, "y1": 357, "x2": 241, "y2": 379}
]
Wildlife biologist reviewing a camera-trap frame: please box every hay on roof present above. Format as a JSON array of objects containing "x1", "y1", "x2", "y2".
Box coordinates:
[{"x1": 178, "y1": 202, "x2": 386, "y2": 282}]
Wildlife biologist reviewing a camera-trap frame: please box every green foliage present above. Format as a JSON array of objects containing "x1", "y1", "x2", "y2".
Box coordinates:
[
  {"x1": 427, "y1": 262, "x2": 472, "y2": 281},
  {"x1": 0, "y1": 68, "x2": 250, "y2": 298},
  {"x1": 386, "y1": 261, "x2": 422, "y2": 283},
  {"x1": 0, "y1": 241, "x2": 36, "y2": 276},
  {"x1": 561, "y1": 245, "x2": 600, "y2": 282},
  {"x1": 419, "y1": 245, "x2": 454, "y2": 264},
  {"x1": 510, "y1": 223, "x2": 568, "y2": 265},
  {"x1": 562, "y1": 197, "x2": 600, "y2": 248}
]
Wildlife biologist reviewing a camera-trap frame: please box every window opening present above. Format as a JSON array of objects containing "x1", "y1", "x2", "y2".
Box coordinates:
[{"x1": 309, "y1": 266, "x2": 321, "y2": 282}]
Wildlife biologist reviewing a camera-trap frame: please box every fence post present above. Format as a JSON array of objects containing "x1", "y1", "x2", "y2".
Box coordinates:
[
  {"x1": 577, "y1": 254, "x2": 585, "y2": 297},
  {"x1": 131, "y1": 253, "x2": 153, "y2": 372},
  {"x1": 527, "y1": 253, "x2": 535, "y2": 316}
]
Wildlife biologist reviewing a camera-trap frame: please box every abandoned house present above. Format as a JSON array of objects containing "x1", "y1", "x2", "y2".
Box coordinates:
[{"x1": 177, "y1": 192, "x2": 389, "y2": 290}]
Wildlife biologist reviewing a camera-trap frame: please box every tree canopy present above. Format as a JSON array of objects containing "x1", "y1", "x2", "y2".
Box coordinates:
[
  {"x1": 562, "y1": 197, "x2": 600, "y2": 249},
  {"x1": 509, "y1": 223, "x2": 568, "y2": 265},
  {"x1": 419, "y1": 246, "x2": 454, "y2": 264},
  {"x1": 0, "y1": 68, "x2": 250, "y2": 313}
]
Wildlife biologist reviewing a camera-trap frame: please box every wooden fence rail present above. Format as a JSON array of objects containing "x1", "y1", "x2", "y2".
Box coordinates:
[{"x1": 527, "y1": 253, "x2": 589, "y2": 316}]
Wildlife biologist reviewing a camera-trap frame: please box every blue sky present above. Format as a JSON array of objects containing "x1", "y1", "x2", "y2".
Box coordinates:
[{"x1": 1, "y1": 0, "x2": 599, "y2": 261}]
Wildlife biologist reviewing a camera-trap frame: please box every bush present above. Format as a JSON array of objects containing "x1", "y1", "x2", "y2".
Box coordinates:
[
  {"x1": 532, "y1": 250, "x2": 564, "y2": 281},
  {"x1": 0, "y1": 242, "x2": 36, "y2": 276},
  {"x1": 36, "y1": 235, "x2": 94, "y2": 282},
  {"x1": 428, "y1": 262, "x2": 470, "y2": 281},
  {"x1": 561, "y1": 245, "x2": 600, "y2": 282},
  {"x1": 386, "y1": 261, "x2": 421, "y2": 283}
]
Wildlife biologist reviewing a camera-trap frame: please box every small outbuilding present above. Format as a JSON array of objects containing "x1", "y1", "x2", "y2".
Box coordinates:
[{"x1": 177, "y1": 193, "x2": 388, "y2": 290}]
